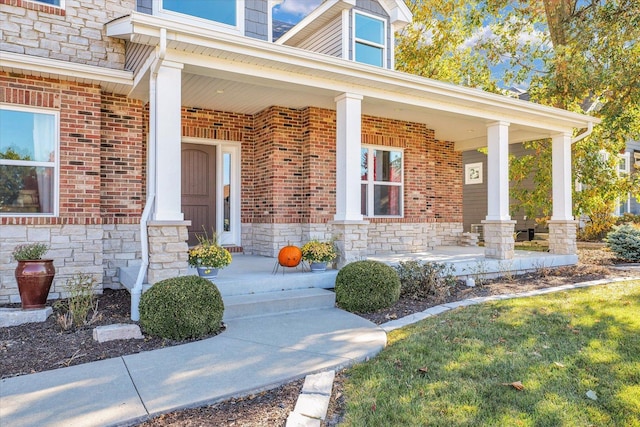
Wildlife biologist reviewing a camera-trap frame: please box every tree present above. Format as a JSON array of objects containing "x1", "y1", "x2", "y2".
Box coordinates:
[{"x1": 396, "y1": 0, "x2": 640, "y2": 235}]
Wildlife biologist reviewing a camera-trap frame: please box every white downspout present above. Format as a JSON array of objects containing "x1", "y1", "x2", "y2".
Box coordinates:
[{"x1": 131, "y1": 28, "x2": 167, "y2": 321}]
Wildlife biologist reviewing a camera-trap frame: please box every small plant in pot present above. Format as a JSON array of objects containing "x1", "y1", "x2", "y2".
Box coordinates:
[
  {"x1": 188, "y1": 231, "x2": 232, "y2": 280},
  {"x1": 12, "y1": 242, "x2": 55, "y2": 310},
  {"x1": 301, "y1": 239, "x2": 337, "y2": 272}
]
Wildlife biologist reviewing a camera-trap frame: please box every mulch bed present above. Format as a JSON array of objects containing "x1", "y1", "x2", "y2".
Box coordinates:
[{"x1": 0, "y1": 248, "x2": 637, "y2": 426}]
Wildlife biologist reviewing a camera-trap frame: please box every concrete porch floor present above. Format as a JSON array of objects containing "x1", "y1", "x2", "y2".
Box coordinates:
[{"x1": 204, "y1": 246, "x2": 577, "y2": 290}]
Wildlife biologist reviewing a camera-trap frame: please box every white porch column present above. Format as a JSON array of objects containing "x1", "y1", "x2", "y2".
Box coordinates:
[
  {"x1": 485, "y1": 121, "x2": 511, "y2": 221},
  {"x1": 152, "y1": 60, "x2": 184, "y2": 221},
  {"x1": 332, "y1": 93, "x2": 368, "y2": 267},
  {"x1": 549, "y1": 132, "x2": 578, "y2": 255},
  {"x1": 551, "y1": 132, "x2": 573, "y2": 221},
  {"x1": 482, "y1": 121, "x2": 515, "y2": 259},
  {"x1": 334, "y1": 93, "x2": 363, "y2": 222}
]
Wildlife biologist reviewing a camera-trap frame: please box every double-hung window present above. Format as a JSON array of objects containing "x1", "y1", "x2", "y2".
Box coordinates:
[
  {"x1": 0, "y1": 106, "x2": 58, "y2": 216},
  {"x1": 157, "y1": 0, "x2": 241, "y2": 30},
  {"x1": 361, "y1": 146, "x2": 403, "y2": 217},
  {"x1": 353, "y1": 12, "x2": 386, "y2": 67}
]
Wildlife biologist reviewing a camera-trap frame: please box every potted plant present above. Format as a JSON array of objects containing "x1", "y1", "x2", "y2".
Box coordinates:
[
  {"x1": 301, "y1": 239, "x2": 337, "y2": 272},
  {"x1": 12, "y1": 242, "x2": 55, "y2": 309},
  {"x1": 188, "y1": 231, "x2": 232, "y2": 279}
]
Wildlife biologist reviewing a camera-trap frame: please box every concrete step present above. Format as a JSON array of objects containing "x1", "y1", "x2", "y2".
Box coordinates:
[{"x1": 222, "y1": 288, "x2": 336, "y2": 321}]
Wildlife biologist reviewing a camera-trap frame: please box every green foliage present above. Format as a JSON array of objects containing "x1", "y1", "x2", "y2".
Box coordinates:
[
  {"x1": 335, "y1": 260, "x2": 400, "y2": 313},
  {"x1": 139, "y1": 275, "x2": 224, "y2": 340},
  {"x1": 616, "y1": 213, "x2": 640, "y2": 225},
  {"x1": 54, "y1": 273, "x2": 98, "y2": 330},
  {"x1": 12, "y1": 243, "x2": 49, "y2": 261},
  {"x1": 606, "y1": 224, "x2": 640, "y2": 262},
  {"x1": 0, "y1": 147, "x2": 32, "y2": 208},
  {"x1": 301, "y1": 239, "x2": 337, "y2": 263},
  {"x1": 398, "y1": 0, "x2": 640, "y2": 228},
  {"x1": 394, "y1": 260, "x2": 456, "y2": 299},
  {"x1": 188, "y1": 230, "x2": 232, "y2": 268}
]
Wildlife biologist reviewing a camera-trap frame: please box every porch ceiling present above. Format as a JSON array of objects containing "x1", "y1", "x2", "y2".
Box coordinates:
[{"x1": 108, "y1": 12, "x2": 600, "y2": 151}]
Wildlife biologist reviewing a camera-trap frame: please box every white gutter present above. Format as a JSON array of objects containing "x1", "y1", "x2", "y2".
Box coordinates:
[
  {"x1": 571, "y1": 121, "x2": 594, "y2": 144},
  {"x1": 131, "y1": 28, "x2": 167, "y2": 321}
]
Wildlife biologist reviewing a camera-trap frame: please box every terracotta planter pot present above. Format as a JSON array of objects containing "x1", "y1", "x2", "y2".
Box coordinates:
[{"x1": 15, "y1": 260, "x2": 55, "y2": 310}]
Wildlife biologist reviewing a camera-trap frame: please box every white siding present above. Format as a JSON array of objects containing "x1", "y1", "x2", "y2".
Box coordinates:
[{"x1": 297, "y1": 15, "x2": 342, "y2": 58}]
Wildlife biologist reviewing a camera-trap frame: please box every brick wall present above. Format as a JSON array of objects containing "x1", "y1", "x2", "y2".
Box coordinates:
[
  {"x1": 0, "y1": 0, "x2": 132, "y2": 69},
  {"x1": 100, "y1": 93, "x2": 145, "y2": 219}
]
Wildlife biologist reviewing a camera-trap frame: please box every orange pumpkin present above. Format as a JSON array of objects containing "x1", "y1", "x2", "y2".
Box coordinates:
[{"x1": 278, "y1": 245, "x2": 302, "y2": 267}]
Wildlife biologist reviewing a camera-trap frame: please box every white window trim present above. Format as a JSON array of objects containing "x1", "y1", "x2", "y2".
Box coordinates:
[
  {"x1": 182, "y1": 137, "x2": 241, "y2": 247},
  {"x1": 361, "y1": 144, "x2": 404, "y2": 218},
  {"x1": 29, "y1": 0, "x2": 65, "y2": 9},
  {"x1": 152, "y1": 0, "x2": 244, "y2": 36},
  {"x1": 352, "y1": 10, "x2": 387, "y2": 68},
  {"x1": 0, "y1": 104, "x2": 60, "y2": 217},
  {"x1": 618, "y1": 152, "x2": 631, "y2": 175}
]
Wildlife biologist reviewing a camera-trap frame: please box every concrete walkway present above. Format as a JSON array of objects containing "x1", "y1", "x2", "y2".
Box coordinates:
[{"x1": 0, "y1": 308, "x2": 386, "y2": 427}]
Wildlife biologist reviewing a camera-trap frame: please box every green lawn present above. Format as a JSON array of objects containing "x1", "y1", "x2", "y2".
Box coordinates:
[{"x1": 341, "y1": 281, "x2": 640, "y2": 427}]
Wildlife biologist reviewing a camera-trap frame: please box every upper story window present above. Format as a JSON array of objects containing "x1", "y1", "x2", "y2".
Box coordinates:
[
  {"x1": 34, "y1": 0, "x2": 61, "y2": 4},
  {"x1": 361, "y1": 146, "x2": 403, "y2": 217},
  {"x1": 156, "y1": 0, "x2": 243, "y2": 33},
  {"x1": 0, "y1": 106, "x2": 58, "y2": 216},
  {"x1": 353, "y1": 12, "x2": 386, "y2": 67}
]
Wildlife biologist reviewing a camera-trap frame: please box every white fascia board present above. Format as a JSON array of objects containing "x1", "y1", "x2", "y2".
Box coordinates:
[
  {"x1": 380, "y1": 0, "x2": 412, "y2": 28},
  {"x1": 0, "y1": 51, "x2": 133, "y2": 90},
  {"x1": 275, "y1": 0, "x2": 355, "y2": 46},
  {"x1": 106, "y1": 12, "x2": 599, "y2": 131}
]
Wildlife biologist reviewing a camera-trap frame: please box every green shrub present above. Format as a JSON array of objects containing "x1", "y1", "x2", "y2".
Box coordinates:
[
  {"x1": 395, "y1": 260, "x2": 456, "y2": 299},
  {"x1": 606, "y1": 224, "x2": 640, "y2": 262},
  {"x1": 335, "y1": 260, "x2": 400, "y2": 313},
  {"x1": 615, "y1": 213, "x2": 640, "y2": 225},
  {"x1": 139, "y1": 275, "x2": 225, "y2": 340}
]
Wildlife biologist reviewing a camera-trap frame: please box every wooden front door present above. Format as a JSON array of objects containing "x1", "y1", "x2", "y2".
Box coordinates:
[{"x1": 182, "y1": 143, "x2": 216, "y2": 246}]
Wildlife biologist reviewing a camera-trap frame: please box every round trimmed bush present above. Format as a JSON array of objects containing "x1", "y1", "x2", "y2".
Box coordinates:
[
  {"x1": 335, "y1": 260, "x2": 401, "y2": 313},
  {"x1": 606, "y1": 223, "x2": 640, "y2": 262},
  {"x1": 139, "y1": 275, "x2": 224, "y2": 340}
]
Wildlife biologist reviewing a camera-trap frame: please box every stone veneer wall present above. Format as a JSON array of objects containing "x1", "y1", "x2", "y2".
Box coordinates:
[
  {"x1": 367, "y1": 222, "x2": 463, "y2": 254},
  {"x1": 0, "y1": 0, "x2": 132, "y2": 69}
]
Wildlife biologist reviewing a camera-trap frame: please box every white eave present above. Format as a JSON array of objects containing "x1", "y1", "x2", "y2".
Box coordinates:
[
  {"x1": 0, "y1": 51, "x2": 133, "y2": 95},
  {"x1": 105, "y1": 12, "x2": 599, "y2": 150}
]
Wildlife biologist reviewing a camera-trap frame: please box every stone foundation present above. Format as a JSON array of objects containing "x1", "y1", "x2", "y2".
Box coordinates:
[
  {"x1": 146, "y1": 221, "x2": 190, "y2": 284},
  {"x1": 548, "y1": 220, "x2": 578, "y2": 255},
  {"x1": 1, "y1": 224, "x2": 105, "y2": 304},
  {"x1": 482, "y1": 220, "x2": 516, "y2": 259},
  {"x1": 330, "y1": 221, "x2": 369, "y2": 268}
]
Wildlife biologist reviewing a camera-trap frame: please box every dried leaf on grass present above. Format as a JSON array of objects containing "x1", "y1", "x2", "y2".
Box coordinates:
[
  {"x1": 553, "y1": 362, "x2": 566, "y2": 368},
  {"x1": 502, "y1": 381, "x2": 524, "y2": 391}
]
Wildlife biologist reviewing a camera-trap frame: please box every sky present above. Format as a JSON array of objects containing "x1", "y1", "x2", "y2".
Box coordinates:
[{"x1": 272, "y1": 0, "x2": 322, "y2": 24}]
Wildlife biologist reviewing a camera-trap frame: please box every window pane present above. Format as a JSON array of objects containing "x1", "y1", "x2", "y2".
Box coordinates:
[
  {"x1": 373, "y1": 150, "x2": 402, "y2": 182},
  {"x1": 374, "y1": 185, "x2": 401, "y2": 216},
  {"x1": 355, "y1": 14, "x2": 384, "y2": 44},
  {"x1": 35, "y1": 0, "x2": 60, "y2": 4},
  {"x1": 361, "y1": 148, "x2": 368, "y2": 180},
  {"x1": 163, "y1": 0, "x2": 236, "y2": 26},
  {"x1": 0, "y1": 166, "x2": 54, "y2": 214},
  {"x1": 361, "y1": 183, "x2": 368, "y2": 216},
  {"x1": 223, "y1": 152, "x2": 231, "y2": 232},
  {"x1": 0, "y1": 110, "x2": 56, "y2": 162},
  {"x1": 355, "y1": 42, "x2": 383, "y2": 67}
]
